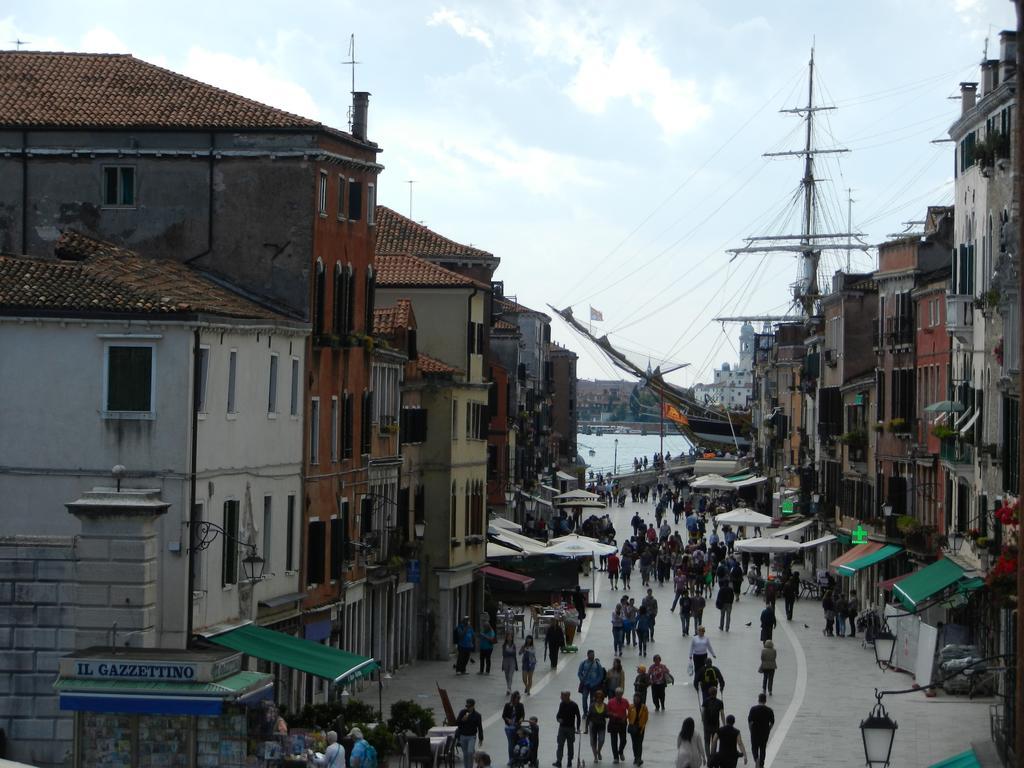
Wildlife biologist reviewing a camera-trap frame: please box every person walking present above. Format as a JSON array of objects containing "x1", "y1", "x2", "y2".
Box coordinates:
[
  {"x1": 693, "y1": 591, "x2": 706, "y2": 628},
  {"x1": 455, "y1": 699, "x2": 484, "y2": 768},
  {"x1": 607, "y1": 551, "x2": 621, "y2": 590},
  {"x1": 758, "y1": 641, "x2": 777, "y2": 696},
  {"x1": 641, "y1": 589, "x2": 658, "y2": 641},
  {"x1": 699, "y1": 687, "x2": 725, "y2": 758},
  {"x1": 675, "y1": 717, "x2": 706, "y2": 768},
  {"x1": 834, "y1": 592, "x2": 848, "y2": 638},
  {"x1": 623, "y1": 600, "x2": 637, "y2": 648},
  {"x1": 671, "y1": 568, "x2": 688, "y2": 611},
  {"x1": 633, "y1": 665, "x2": 650, "y2": 706},
  {"x1": 620, "y1": 553, "x2": 633, "y2": 591},
  {"x1": 545, "y1": 620, "x2": 566, "y2": 669},
  {"x1": 677, "y1": 589, "x2": 693, "y2": 636},
  {"x1": 611, "y1": 605, "x2": 625, "y2": 657},
  {"x1": 605, "y1": 658, "x2": 625, "y2": 701},
  {"x1": 781, "y1": 574, "x2": 798, "y2": 621},
  {"x1": 553, "y1": 691, "x2": 581, "y2": 768},
  {"x1": 747, "y1": 693, "x2": 774, "y2": 768},
  {"x1": 821, "y1": 589, "x2": 835, "y2": 637},
  {"x1": 847, "y1": 589, "x2": 860, "y2": 638},
  {"x1": 577, "y1": 651, "x2": 605, "y2": 726},
  {"x1": 521, "y1": 636, "x2": 538, "y2": 695},
  {"x1": 716, "y1": 581, "x2": 735, "y2": 632},
  {"x1": 479, "y1": 621, "x2": 496, "y2": 675},
  {"x1": 627, "y1": 693, "x2": 649, "y2": 766},
  {"x1": 758, "y1": 604, "x2": 776, "y2": 643},
  {"x1": 587, "y1": 690, "x2": 609, "y2": 763},
  {"x1": 636, "y1": 607, "x2": 652, "y2": 657},
  {"x1": 501, "y1": 633, "x2": 519, "y2": 695},
  {"x1": 503, "y1": 692, "x2": 526, "y2": 764},
  {"x1": 573, "y1": 586, "x2": 588, "y2": 625},
  {"x1": 698, "y1": 660, "x2": 726, "y2": 707},
  {"x1": 455, "y1": 616, "x2": 476, "y2": 674},
  {"x1": 689, "y1": 626, "x2": 716, "y2": 691},
  {"x1": 606, "y1": 687, "x2": 629, "y2": 764},
  {"x1": 647, "y1": 655, "x2": 672, "y2": 712},
  {"x1": 711, "y1": 714, "x2": 748, "y2": 768}
]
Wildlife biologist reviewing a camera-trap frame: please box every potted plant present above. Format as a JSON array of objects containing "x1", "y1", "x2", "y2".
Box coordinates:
[
  {"x1": 839, "y1": 430, "x2": 867, "y2": 449},
  {"x1": 931, "y1": 424, "x2": 957, "y2": 440},
  {"x1": 388, "y1": 700, "x2": 436, "y2": 737},
  {"x1": 887, "y1": 417, "x2": 909, "y2": 434},
  {"x1": 873, "y1": 422, "x2": 885, "y2": 433}
]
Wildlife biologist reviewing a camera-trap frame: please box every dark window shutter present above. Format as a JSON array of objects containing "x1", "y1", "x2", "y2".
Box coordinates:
[
  {"x1": 408, "y1": 329, "x2": 418, "y2": 360},
  {"x1": 476, "y1": 324, "x2": 484, "y2": 354},
  {"x1": 330, "y1": 518, "x2": 343, "y2": 580},
  {"x1": 361, "y1": 496, "x2": 373, "y2": 536},
  {"x1": 468, "y1": 322, "x2": 475, "y2": 353},
  {"x1": 306, "y1": 520, "x2": 325, "y2": 585}
]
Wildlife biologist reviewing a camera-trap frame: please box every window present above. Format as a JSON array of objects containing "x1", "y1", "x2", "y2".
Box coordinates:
[
  {"x1": 337, "y1": 175, "x2": 347, "y2": 220},
  {"x1": 372, "y1": 363, "x2": 400, "y2": 431},
  {"x1": 306, "y1": 519, "x2": 326, "y2": 586},
  {"x1": 364, "y1": 267, "x2": 375, "y2": 333},
  {"x1": 222, "y1": 500, "x2": 239, "y2": 586},
  {"x1": 348, "y1": 179, "x2": 363, "y2": 221},
  {"x1": 368, "y1": 183, "x2": 376, "y2": 225},
  {"x1": 334, "y1": 264, "x2": 352, "y2": 336},
  {"x1": 310, "y1": 398, "x2": 320, "y2": 464},
  {"x1": 314, "y1": 260, "x2": 326, "y2": 335},
  {"x1": 360, "y1": 391, "x2": 373, "y2": 454},
  {"x1": 290, "y1": 358, "x2": 300, "y2": 417},
  {"x1": 262, "y1": 495, "x2": 273, "y2": 572},
  {"x1": 342, "y1": 393, "x2": 354, "y2": 459},
  {"x1": 450, "y1": 481, "x2": 458, "y2": 538},
  {"x1": 227, "y1": 349, "x2": 238, "y2": 414},
  {"x1": 103, "y1": 166, "x2": 135, "y2": 206},
  {"x1": 195, "y1": 346, "x2": 210, "y2": 413},
  {"x1": 465, "y1": 402, "x2": 487, "y2": 440},
  {"x1": 104, "y1": 343, "x2": 155, "y2": 416},
  {"x1": 318, "y1": 171, "x2": 328, "y2": 215},
  {"x1": 268, "y1": 353, "x2": 279, "y2": 414},
  {"x1": 399, "y1": 407, "x2": 428, "y2": 444},
  {"x1": 331, "y1": 396, "x2": 339, "y2": 462},
  {"x1": 286, "y1": 494, "x2": 296, "y2": 572}
]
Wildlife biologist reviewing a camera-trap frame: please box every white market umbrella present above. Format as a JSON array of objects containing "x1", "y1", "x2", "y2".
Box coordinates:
[
  {"x1": 690, "y1": 474, "x2": 735, "y2": 490},
  {"x1": 488, "y1": 527, "x2": 550, "y2": 554},
  {"x1": 487, "y1": 541, "x2": 525, "y2": 558},
  {"x1": 553, "y1": 489, "x2": 602, "y2": 501},
  {"x1": 490, "y1": 516, "x2": 523, "y2": 532},
  {"x1": 714, "y1": 509, "x2": 774, "y2": 527},
  {"x1": 546, "y1": 533, "x2": 619, "y2": 597},
  {"x1": 734, "y1": 537, "x2": 801, "y2": 554},
  {"x1": 766, "y1": 519, "x2": 813, "y2": 539},
  {"x1": 556, "y1": 499, "x2": 607, "y2": 509}
]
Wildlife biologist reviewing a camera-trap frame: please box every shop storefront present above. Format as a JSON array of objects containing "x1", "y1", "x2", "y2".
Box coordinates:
[{"x1": 56, "y1": 647, "x2": 274, "y2": 768}]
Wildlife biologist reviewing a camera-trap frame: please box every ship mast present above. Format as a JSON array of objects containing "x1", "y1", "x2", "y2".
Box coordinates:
[{"x1": 727, "y1": 47, "x2": 868, "y2": 317}]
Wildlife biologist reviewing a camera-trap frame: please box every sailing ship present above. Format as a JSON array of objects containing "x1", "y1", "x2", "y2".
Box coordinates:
[{"x1": 556, "y1": 48, "x2": 864, "y2": 451}]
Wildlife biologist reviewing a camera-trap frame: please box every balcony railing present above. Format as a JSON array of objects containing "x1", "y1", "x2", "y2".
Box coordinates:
[
  {"x1": 946, "y1": 293, "x2": 974, "y2": 345},
  {"x1": 940, "y1": 437, "x2": 974, "y2": 465}
]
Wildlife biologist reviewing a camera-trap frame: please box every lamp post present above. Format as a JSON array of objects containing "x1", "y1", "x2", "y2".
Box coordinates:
[
  {"x1": 614, "y1": 438, "x2": 619, "y2": 475},
  {"x1": 872, "y1": 621, "x2": 897, "y2": 670},
  {"x1": 860, "y1": 693, "x2": 898, "y2": 767}
]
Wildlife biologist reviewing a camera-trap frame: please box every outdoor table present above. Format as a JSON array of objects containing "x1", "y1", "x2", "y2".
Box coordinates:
[{"x1": 427, "y1": 726, "x2": 458, "y2": 739}]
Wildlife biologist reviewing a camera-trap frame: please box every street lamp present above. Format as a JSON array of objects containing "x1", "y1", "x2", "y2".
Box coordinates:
[
  {"x1": 614, "y1": 438, "x2": 619, "y2": 475},
  {"x1": 872, "y1": 622, "x2": 897, "y2": 670},
  {"x1": 860, "y1": 693, "x2": 898, "y2": 767},
  {"x1": 191, "y1": 520, "x2": 266, "y2": 583},
  {"x1": 413, "y1": 521, "x2": 425, "y2": 540}
]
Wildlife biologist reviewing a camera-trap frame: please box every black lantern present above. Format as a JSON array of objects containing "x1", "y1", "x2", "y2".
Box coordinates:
[
  {"x1": 524, "y1": 494, "x2": 537, "y2": 515},
  {"x1": 241, "y1": 550, "x2": 266, "y2": 583},
  {"x1": 860, "y1": 695, "x2": 897, "y2": 766},
  {"x1": 414, "y1": 521, "x2": 426, "y2": 540},
  {"x1": 505, "y1": 487, "x2": 517, "y2": 508},
  {"x1": 873, "y1": 621, "x2": 897, "y2": 670}
]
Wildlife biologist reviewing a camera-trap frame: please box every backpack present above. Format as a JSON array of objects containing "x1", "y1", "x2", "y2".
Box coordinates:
[
  {"x1": 361, "y1": 742, "x2": 378, "y2": 768},
  {"x1": 702, "y1": 665, "x2": 718, "y2": 687}
]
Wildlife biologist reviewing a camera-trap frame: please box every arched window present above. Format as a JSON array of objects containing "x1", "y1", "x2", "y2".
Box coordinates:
[{"x1": 313, "y1": 259, "x2": 326, "y2": 335}]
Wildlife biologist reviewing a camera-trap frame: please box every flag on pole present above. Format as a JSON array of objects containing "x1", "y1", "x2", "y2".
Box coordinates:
[
  {"x1": 662, "y1": 402, "x2": 689, "y2": 427},
  {"x1": 589, "y1": 306, "x2": 604, "y2": 322}
]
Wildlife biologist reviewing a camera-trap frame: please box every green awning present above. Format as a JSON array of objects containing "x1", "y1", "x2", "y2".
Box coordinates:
[
  {"x1": 724, "y1": 472, "x2": 754, "y2": 481},
  {"x1": 958, "y1": 577, "x2": 985, "y2": 595},
  {"x1": 894, "y1": 558, "x2": 967, "y2": 611},
  {"x1": 837, "y1": 532, "x2": 852, "y2": 546},
  {"x1": 837, "y1": 544, "x2": 902, "y2": 576},
  {"x1": 924, "y1": 400, "x2": 965, "y2": 413},
  {"x1": 55, "y1": 671, "x2": 273, "y2": 715},
  {"x1": 209, "y1": 624, "x2": 378, "y2": 684},
  {"x1": 55, "y1": 670, "x2": 271, "y2": 698},
  {"x1": 928, "y1": 749, "x2": 980, "y2": 768}
]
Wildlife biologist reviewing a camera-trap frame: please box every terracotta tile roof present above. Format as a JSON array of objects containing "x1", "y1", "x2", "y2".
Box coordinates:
[
  {"x1": 372, "y1": 298, "x2": 413, "y2": 337},
  {"x1": 0, "y1": 51, "x2": 343, "y2": 134},
  {"x1": 492, "y1": 319, "x2": 519, "y2": 332},
  {"x1": 497, "y1": 297, "x2": 547, "y2": 317},
  {"x1": 376, "y1": 253, "x2": 489, "y2": 290},
  {"x1": 417, "y1": 353, "x2": 462, "y2": 377},
  {"x1": 0, "y1": 231, "x2": 291, "y2": 321},
  {"x1": 375, "y1": 206, "x2": 497, "y2": 263}
]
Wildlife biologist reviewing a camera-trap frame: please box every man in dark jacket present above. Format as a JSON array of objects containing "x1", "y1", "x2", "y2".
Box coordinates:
[
  {"x1": 716, "y1": 582, "x2": 735, "y2": 632},
  {"x1": 781, "y1": 574, "x2": 799, "y2": 621},
  {"x1": 545, "y1": 622, "x2": 566, "y2": 669},
  {"x1": 747, "y1": 693, "x2": 775, "y2": 768},
  {"x1": 759, "y1": 604, "x2": 777, "y2": 643},
  {"x1": 553, "y1": 690, "x2": 581, "y2": 768}
]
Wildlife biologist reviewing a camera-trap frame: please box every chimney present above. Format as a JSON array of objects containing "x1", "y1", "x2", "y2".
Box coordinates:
[
  {"x1": 981, "y1": 60, "x2": 999, "y2": 96},
  {"x1": 351, "y1": 91, "x2": 370, "y2": 141},
  {"x1": 960, "y1": 82, "x2": 978, "y2": 115},
  {"x1": 1000, "y1": 30, "x2": 1017, "y2": 83}
]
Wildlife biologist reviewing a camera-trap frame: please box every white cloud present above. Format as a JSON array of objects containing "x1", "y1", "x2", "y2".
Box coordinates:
[
  {"x1": 428, "y1": 7, "x2": 493, "y2": 49},
  {"x1": 79, "y1": 26, "x2": 130, "y2": 54},
  {"x1": 180, "y1": 47, "x2": 320, "y2": 120}
]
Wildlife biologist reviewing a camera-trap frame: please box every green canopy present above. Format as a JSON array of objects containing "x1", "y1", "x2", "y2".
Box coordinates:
[
  {"x1": 837, "y1": 544, "x2": 902, "y2": 576},
  {"x1": 924, "y1": 400, "x2": 965, "y2": 413},
  {"x1": 927, "y1": 749, "x2": 980, "y2": 768},
  {"x1": 957, "y1": 577, "x2": 985, "y2": 594},
  {"x1": 837, "y1": 532, "x2": 852, "y2": 546},
  {"x1": 894, "y1": 558, "x2": 967, "y2": 611},
  {"x1": 209, "y1": 624, "x2": 378, "y2": 684},
  {"x1": 724, "y1": 472, "x2": 754, "y2": 481}
]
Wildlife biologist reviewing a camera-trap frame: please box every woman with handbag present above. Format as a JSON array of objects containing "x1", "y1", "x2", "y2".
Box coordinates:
[
  {"x1": 758, "y1": 640, "x2": 777, "y2": 696},
  {"x1": 647, "y1": 655, "x2": 672, "y2": 711},
  {"x1": 587, "y1": 690, "x2": 609, "y2": 762},
  {"x1": 627, "y1": 693, "x2": 649, "y2": 766},
  {"x1": 675, "y1": 717, "x2": 706, "y2": 768},
  {"x1": 520, "y1": 635, "x2": 537, "y2": 695},
  {"x1": 501, "y1": 633, "x2": 519, "y2": 695}
]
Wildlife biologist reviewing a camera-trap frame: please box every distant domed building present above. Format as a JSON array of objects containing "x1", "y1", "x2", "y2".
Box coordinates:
[{"x1": 692, "y1": 325, "x2": 754, "y2": 410}]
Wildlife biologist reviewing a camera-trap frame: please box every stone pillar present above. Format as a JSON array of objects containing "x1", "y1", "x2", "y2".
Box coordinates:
[{"x1": 66, "y1": 488, "x2": 168, "y2": 650}]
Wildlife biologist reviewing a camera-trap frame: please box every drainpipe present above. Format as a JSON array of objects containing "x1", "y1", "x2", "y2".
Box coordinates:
[
  {"x1": 467, "y1": 287, "x2": 479, "y2": 375},
  {"x1": 184, "y1": 132, "x2": 216, "y2": 265},
  {"x1": 20, "y1": 130, "x2": 27, "y2": 254},
  {"x1": 1016, "y1": 1, "x2": 1024, "y2": 761},
  {"x1": 185, "y1": 328, "x2": 202, "y2": 647}
]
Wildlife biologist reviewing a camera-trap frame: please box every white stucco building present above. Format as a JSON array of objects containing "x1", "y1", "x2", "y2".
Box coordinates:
[{"x1": 694, "y1": 322, "x2": 755, "y2": 410}]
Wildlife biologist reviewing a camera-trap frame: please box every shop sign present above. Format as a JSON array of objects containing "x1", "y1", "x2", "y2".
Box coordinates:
[{"x1": 60, "y1": 652, "x2": 242, "y2": 683}]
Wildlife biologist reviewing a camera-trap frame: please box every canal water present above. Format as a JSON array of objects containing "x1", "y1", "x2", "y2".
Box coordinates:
[{"x1": 577, "y1": 430, "x2": 693, "y2": 475}]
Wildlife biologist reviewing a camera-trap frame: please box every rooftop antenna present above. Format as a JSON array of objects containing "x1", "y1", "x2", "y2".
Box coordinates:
[
  {"x1": 10, "y1": 39, "x2": 30, "y2": 50},
  {"x1": 343, "y1": 34, "x2": 360, "y2": 130},
  {"x1": 406, "y1": 180, "x2": 416, "y2": 220}
]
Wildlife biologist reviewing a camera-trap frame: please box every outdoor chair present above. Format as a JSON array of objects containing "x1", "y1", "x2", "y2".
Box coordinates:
[{"x1": 405, "y1": 736, "x2": 435, "y2": 768}]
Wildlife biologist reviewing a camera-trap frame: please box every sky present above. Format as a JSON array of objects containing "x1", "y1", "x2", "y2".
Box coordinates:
[{"x1": 2, "y1": 0, "x2": 1018, "y2": 388}]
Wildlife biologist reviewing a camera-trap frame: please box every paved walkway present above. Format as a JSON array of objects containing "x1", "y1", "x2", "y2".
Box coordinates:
[{"x1": 379, "y1": 496, "x2": 993, "y2": 767}]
